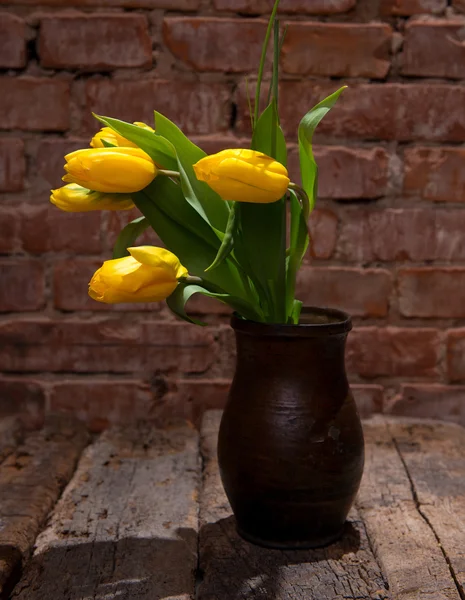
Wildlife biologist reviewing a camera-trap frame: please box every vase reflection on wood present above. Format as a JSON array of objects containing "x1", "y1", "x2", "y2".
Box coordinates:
[{"x1": 217, "y1": 307, "x2": 365, "y2": 549}]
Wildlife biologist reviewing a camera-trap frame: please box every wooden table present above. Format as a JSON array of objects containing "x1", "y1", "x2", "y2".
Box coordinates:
[{"x1": 0, "y1": 411, "x2": 464, "y2": 600}]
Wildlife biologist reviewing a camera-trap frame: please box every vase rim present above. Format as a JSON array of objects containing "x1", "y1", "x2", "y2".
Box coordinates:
[{"x1": 231, "y1": 306, "x2": 352, "y2": 337}]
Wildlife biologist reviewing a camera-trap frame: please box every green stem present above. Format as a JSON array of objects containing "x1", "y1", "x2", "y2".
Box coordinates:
[
  {"x1": 254, "y1": 0, "x2": 281, "y2": 126},
  {"x1": 158, "y1": 169, "x2": 181, "y2": 178},
  {"x1": 279, "y1": 197, "x2": 287, "y2": 322},
  {"x1": 272, "y1": 20, "x2": 280, "y2": 109}
]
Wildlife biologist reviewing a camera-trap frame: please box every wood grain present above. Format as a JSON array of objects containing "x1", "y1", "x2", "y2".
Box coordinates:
[
  {"x1": 0, "y1": 415, "x2": 88, "y2": 599},
  {"x1": 0, "y1": 417, "x2": 23, "y2": 464},
  {"x1": 358, "y1": 417, "x2": 463, "y2": 600},
  {"x1": 387, "y1": 419, "x2": 465, "y2": 596},
  {"x1": 198, "y1": 410, "x2": 390, "y2": 600},
  {"x1": 12, "y1": 422, "x2": 200, "y2": 600}
]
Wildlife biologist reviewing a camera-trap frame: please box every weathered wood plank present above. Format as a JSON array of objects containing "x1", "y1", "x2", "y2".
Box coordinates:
[
  {"x1": 386, "y1": 419, "x2": 465, "y2": 595},
  {"x1": 0, "y1": 417, "x2": 23, "y2": 464},
  {"x1": 0, "y1": 415, "x2": 88, "y2": 599},
  {"x1": 358, "y1": 417, "x2": 462, "y2": 600},
  {"x1": 12, "y1": 422, "x2": 200, "y2": 600},
  {"x1": 198, "y1": 410, "x2": 390, "y2": 600}
]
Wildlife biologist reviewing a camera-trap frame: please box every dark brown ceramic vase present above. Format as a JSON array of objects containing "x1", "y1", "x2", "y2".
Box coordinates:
[{"x1": 217, "y1": 307, "x2": 364, "y2": 549}]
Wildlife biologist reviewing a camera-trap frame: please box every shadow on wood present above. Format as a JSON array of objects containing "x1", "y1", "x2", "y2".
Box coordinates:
[
  {"x1": 198, "y1": 515, "x2": 365, "y2": 600},
  {"x1": 11, "y1": 528, "x2": 197, "y2": 600}
]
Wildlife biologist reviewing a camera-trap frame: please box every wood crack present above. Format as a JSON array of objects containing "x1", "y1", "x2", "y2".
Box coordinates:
[
  {"x1": 391, "y1": 431, "x2": 465, "y2": 600},
  {"x1": 0, "y1": 416, "x2": 89, "y2": 599},
  {"x1": 355, "y1": 515, "x2": 391, "y2": 595}
]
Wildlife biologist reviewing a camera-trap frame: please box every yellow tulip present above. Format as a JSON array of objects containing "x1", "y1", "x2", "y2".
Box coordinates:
[
  {"x1": 90, "y1": 122, "x2": 155, "y2": 149},
  {"x1": 89, "y1": 246, "x2": 188, "y2": 304},
  {"x1": 63, "y1": 147, "x2": 157, "y2": 194},
  {"x1": 50, "y1": 183, "x2": 134, "y2": 212},
  {"x1": 193, "y1": 149, "x2": 290, "y2": 204}
]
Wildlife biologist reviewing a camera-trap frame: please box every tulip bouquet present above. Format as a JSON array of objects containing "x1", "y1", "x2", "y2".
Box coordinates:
[{"x1": 51, "y1": 0, "x2": 344, "y2": 325}]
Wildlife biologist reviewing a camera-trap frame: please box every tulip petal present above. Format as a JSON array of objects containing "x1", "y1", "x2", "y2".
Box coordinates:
[
  {"x1": 128, "y1": 246, "x2": 188, "y2": 279},
  {"x1": 88, "y1": 249, "x2": 187, "y2": 304},
  {"x1": 64, "y1": 148, "x2": 157, "y2": 194},
  {"x1": 50, "y1": 183, "x2": 134, "y2": 212},
  {"x1": 193, "y1": 148, "x2": 289, "y2": 204}
]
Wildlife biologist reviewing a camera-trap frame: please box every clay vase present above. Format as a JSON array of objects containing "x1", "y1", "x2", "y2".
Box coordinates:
[{"x1": 217, "y1": 307, "x2": 364, "y2": 549}]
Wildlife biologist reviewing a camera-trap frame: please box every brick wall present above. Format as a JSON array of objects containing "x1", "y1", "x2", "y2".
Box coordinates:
[{"x1": 2, "y1": 0, "x2": 465, "y2": 431}]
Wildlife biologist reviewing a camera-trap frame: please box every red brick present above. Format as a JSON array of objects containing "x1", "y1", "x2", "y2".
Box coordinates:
[
  {"x1": 245, "y1": 83, "x2": 465, "y2": 142},
  {"x1": 454, "y1": 0, "x2": 465, "y2": 13},
  {"x1": 86, "y1": 79, "x2": 231, "y2": 135},
  {"x1": 20, "y1": 205, "x2": 101, "y2": 254},
  {"x1": 156, "y1": 378, "x2": 231, "y2": 425},
  {"x1": 288, "y1": 146, "x2": 389, "y2": 199},
  {"x1": 39, "y1": 14, "x2": 152, "y2": 70},
  {"x1": 308, "y1": 208, "x2": 338, "y2": 260},
  {"x1": 381, "y1": 0, "x2": 446, "y2": 14},
  {"x1": 0, "y1": 0, "x2": 199, "y2": 6},
  {"x1": 447, "y1": 329, "x2": 465, "y2": 381},
  {"x1": 399, "y1": 268, "x2": 465, "y2": 318},
  {"x1": 192, "y1": 135, "x2": 249, "y2": 155},
  {"x1": 53, "y1": 259, "x2": 164, "y2": 312},
  {"x1": 0, "y1": 13, "x2": 26, "y2": 68},
  {"x1": 403, "y1": 21, "x2": 465, "y2": 79},
  {"x1": 211, "y1": 325, "x2": 236, "y2": 378},
  {"x1": 0, "y1": 208, "x2": 19, "y2": 252},
  {"x1": 337, "y1": 209, "x2": 465, "y2": 262},
  {"x1": 351, "y1": 385, "x2": 384, "y2": 418},
  {"x1": 0, "y1": 260, "x2": 45, "y2": 312},
  {"x1": 0, "y1": 138, "x2": 25, "y2": 192},
  {"x1": 0, "y1": 378, "x2": 45, "y2": 429},
  {"x1": 49, "y1": 380, "x2": 155, "y2": 432},
  {"x1": 404, "y1": 147, "x2": 465, "y2": 202},
  {"x1": 164, "y1": 17, "x2": 266, "y2": 73},
  {"x1": 0, "y1": 319, "x2": 215, "y2": 374},
  {"x1": 347, "y1": 327, "x2": 441, "y2": 379},
  {"x1": 36, "y1": 138, "x2": 88, "y2": 189},
  {"x1": 213, "y1": 0, "x2": 356, "y2": 14},
  {"x1": 387, "y1": 385, "x2": 465, "y2": 427},
  {"x1": 282, "y1": 23, "x2": 392, "y2": 79},
  {"x1": 0, "y1": 78, "x2": 69, "y2": 132},
  {"x1": 54, "y1": 259, "x2": 111, "y2": 312},
  {"x1": 296, "y1": 267, "x2": 392, "y2": 318}
]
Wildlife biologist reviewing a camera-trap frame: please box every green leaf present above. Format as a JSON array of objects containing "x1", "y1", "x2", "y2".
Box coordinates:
[
  {"x1": 101, "y1": 139, "x2": 117, "y2": 148},
  {"x1": 133, "y1": 189, "x2": 248, "y2": 302},
  {"x1": 93, "y1": 115, "x2": 178, "y2": 171},
  {"x1": 254, "y1": 0, "x2": 281, "y2": 126},
  {"x1": 206, "y1": 202, "x2": 239, "y2": 272},
  {"x1": 236, "y1": 199, "x2": 286, "y2": 322},
  {"x1": 290, "y1": 299, "x2": 303, "y2": 325},
  {"x1": 298, "y1": 86, "x2": 347, "y2": 211},
  {"x1": 286, "y1": 190, "x2": 309, "y2": 320},
  {"x1": 166, "y1": 282, "x2": 261, "y2": 326},
  {"x1": 251, "y1": 99, "x2": 287, "y2": 167},
  {"x1": 243, "y1": 98, "x2": 288, "y2": 322},
  {"x1": 143, "y1": 176, "x2": 222, "y2": 252},
  {"x1": 112, "y1": 216, "x2": 150, "y2": 259},
  {"x1": 154, "y1": 112, "x2": 229, "y2": 233},
  {"x1": 240, "y1": 14, "x2": 288, "y2": 323}
]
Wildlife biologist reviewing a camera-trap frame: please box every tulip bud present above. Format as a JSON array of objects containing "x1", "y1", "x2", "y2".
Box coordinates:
[
  {"x1": 50, "y1": 183, "x2": 134, "y2": 212},
  {"x1": 88, "y1": 246, "x2": 188, "y2": 304},
  {"x1": 90, "y1": 122, "x2": 154, "y2": 149},
  {"x1": 63, "y1": 147, "x2": 157, "y2": 194},
  {"x1": 193, "y1": 149, "x2": 290, "y2": 204}
]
